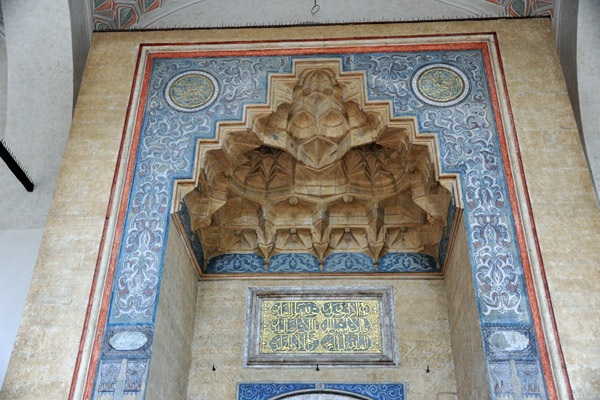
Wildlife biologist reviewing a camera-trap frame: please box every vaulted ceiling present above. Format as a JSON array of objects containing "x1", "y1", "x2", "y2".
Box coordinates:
[
  {"x1": 92, "y1": 0, "x2": 556, "y2": 31},
  {"x1": 178, "y1": 60, "x2": 455, "y2": 272}
]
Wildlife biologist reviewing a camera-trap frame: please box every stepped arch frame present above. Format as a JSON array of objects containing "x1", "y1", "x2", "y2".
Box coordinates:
[
  {"x1": 171, "y1": 58, "x2": 461, "y2": 275},
  {"x1": 67, "y1": 34, "x2": 572, "y2": 400}
]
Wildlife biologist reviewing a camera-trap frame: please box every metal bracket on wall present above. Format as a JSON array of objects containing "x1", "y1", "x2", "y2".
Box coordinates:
[{"x1": 0, "y1": 139, "x2": 34, "y2": 192}]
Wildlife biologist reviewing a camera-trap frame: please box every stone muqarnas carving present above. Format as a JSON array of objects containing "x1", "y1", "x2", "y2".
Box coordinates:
[{"x1": 182, "y1": 61, "x2": 452, "y2": 269}]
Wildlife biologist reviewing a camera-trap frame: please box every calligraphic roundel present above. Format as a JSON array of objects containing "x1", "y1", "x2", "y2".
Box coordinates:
[
  {"x1": 165, "y1": 70, "x2": 220, "y2": 112},
  {"x1": 411, "y1": 63, "x2": 469, "y2": 107}
]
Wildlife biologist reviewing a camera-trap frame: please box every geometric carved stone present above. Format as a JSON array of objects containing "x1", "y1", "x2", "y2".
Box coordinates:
[
  {"x1": 244, "y1": 286, "x2": 398, "y2": 367},
  {"x1": 183, "y1": 60, "x2": 452, "y2": 269}
]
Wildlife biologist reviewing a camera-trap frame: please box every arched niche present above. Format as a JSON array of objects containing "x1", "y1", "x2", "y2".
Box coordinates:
[
  {"x1": 82, "y1": 36, "x2": 561, "y2": 400},
  {"x1": 171, "y1": 59, "x2": 461, "y2": 276},
  {"x1": 273, "y1": 391, "x2": 368, "y2": 400}
]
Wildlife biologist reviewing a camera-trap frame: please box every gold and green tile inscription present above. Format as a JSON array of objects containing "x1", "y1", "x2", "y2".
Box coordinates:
[{"x1": 259, "y1": 300, "x2": 382, "y2": 354}]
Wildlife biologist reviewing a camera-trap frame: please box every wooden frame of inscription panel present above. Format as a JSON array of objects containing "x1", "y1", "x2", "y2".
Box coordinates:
[{"x1": 244, "y1": 286, "x2": 399, "y2": 367}]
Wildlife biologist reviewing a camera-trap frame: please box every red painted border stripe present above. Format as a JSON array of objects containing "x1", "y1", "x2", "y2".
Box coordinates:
[
  {"x1": 491, "y1": 33, "x2": 574, "y2": 399},
  {"x1": 480, "y1": 42, "x2": 559, "y2": 400},
  {"x1": 68, "y1": 44, "x2": 145, "y2": 400},
  {"x1": 77, "y1": 47, "x2": 156, "y2": 400}
]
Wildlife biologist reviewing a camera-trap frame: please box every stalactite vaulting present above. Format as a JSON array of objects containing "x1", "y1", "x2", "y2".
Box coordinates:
[{"x1": 183, "y1": 62, "x2": 452, "y2": 268}]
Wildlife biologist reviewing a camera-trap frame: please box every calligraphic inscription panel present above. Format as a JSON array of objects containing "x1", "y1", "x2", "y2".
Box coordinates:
[
  {"x1": 245, "y1": 287, "x2": 398, "y2": 367},
  {"x1": 260, "y1": 300, "x2": 382, "y2": 354}
]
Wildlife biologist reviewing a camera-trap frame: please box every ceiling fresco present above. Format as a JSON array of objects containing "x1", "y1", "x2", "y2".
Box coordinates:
[{"x1": 91, "y1": 0, "x2": 556, "y2": 31}]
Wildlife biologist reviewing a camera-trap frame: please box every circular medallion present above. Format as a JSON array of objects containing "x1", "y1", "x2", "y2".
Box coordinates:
[
  {"x1": 165, "y1": 70, "x2": 219, "y2": 112},
  {"x1": 411, "y1": 63, "x2": 469, "y2": 107}
]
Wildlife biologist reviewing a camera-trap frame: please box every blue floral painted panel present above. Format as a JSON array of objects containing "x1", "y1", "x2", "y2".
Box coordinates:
[
  {"x1": 324, "y1": 384, "x2": 405, "y2": 400},
  {"x1": 268, "y1": 253, "x2": 320, "y2": 273},
  {"x1": 206, "y1": 254, "x2": 264, "y2": 273},
  {"x1": 238, "y1": 384, "x2": 315, "y2": 400},
  {"x1": 237, "y1": 383, "x2": 405, "y2": 400},
  {"x1": 379, "y1": 253, "x2": 437, "y2": 272},
  {"x1": 323, "y1": 253, "x2": 375, "y2": 272}
]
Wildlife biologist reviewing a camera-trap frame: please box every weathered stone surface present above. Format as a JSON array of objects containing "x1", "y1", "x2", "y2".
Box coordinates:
[{"x1": 188, "y1": 278, "x2": 456, "y2": 399}]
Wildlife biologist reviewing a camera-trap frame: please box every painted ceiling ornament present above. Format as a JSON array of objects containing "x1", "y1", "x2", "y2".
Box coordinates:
[
  {"x1": 311, "y1": 0, "x2": 320, "y2": 14},
  {"x1": 411, "y1": 63, "x2": 469, "y2": 107},
  {"x1": 165, "y1": 70, "x2": 220, "y2": 112}
]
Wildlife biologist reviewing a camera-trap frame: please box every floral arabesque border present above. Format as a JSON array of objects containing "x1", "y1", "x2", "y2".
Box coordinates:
[
  {"x1": 92, "y1": 47, "x2": 548, "y2": 400},
  {"x1": 237, "y1": 383, "x2": 405, "y2": 400}
]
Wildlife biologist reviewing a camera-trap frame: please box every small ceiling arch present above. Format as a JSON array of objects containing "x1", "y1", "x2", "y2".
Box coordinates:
[{"x1": 271, "y1": 389, "x2": 372, "y2": 400}]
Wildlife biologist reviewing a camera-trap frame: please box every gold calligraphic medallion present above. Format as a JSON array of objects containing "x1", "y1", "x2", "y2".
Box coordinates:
[
  {"x1": 259, "y1": 300, "x2": 382, "y2": 354},
  {"x1": 165, "y1": 70, "x2": 219, "y2": 112},
  {"x1": 412, "y1": 63, "x2": 469, "y2": 107}
]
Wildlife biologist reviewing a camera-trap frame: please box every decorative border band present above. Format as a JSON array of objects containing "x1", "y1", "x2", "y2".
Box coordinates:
[
  {"x1": 238, "y1": 383, "x2": 405, "y2": 400},
  {"x1": 69, "y1": 34, "x2": 572, "y2": 400}
]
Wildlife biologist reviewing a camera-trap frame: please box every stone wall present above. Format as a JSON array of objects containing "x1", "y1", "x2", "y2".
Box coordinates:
[
  {"x1": 187, "y1": 278, "x2": 456, "y2": 399},
  {"x1": 444, "y1": 217, "x2": 488, "y2": 400},
  {"x1": 1, "y1": 19, "x2": 598, "y2": 400},
  {"x1": 145, "y1": 223, "x2": 198, "y2": 400}
]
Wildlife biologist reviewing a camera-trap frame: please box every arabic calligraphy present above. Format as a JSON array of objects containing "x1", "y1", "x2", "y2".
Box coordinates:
[
  {"x1": 411, "y1": 63, "x2": 469, "y2": 107},
  {"x1": 165, "y1": 70, "x2": 219, "y2": 112},
  {"x1": 259, "y1": 300, "x2": 382, "y2": 354},
  {"x1": 418, "y1": 67, "x2": 463, "y2": 102}
]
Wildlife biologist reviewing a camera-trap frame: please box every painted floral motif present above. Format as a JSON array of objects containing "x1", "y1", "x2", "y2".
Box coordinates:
[
  {"x1": 205, "y1": 252, "x2": 437, "y2": 274},
  {"x1": 343, "y1": 52, "x2": 529, "y2": 319},
  {"x1": 206, "y1": 254, "x2": 264, "y2": 273},
  {"x1": 97, "y1": 47, "x2": 547, "y2": 399},
  {"x1": 237, "y1": 383, "x2": 405, "y2": 400},
  {"x1": 109, "y1": 56, "x2": 291, "y2": 323},
  {"x1": 268, "y1": 253, "x2": 320, "y2": 272},
  {"x1": 489, "y1": 360, "x2": 545, "y2": 399},
  {"x1": 324, "y1": 383, "x2": 405, "y2": 400},
  {"x1": 379, "y1": 253, "x2": 437, "y2": 272},
  {"x1": 238, "y1": 384, "x2": 315, "y2": 400},
  {"x1": 98, "y1": 361, "x2": 121, "y2": 392},
  {"x1": 124, "y1": 361, "x2": 147, "y2": 392},
  {"x1": 115, "y1": 230, "x2": 160, "y2": 319},
  {"x1": 323, "y1": 253, "x2": 374, "y2": 272}
]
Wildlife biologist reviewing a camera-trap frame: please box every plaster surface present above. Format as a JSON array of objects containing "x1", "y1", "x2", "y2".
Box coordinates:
[
  {"x1": 143, "y1": 0, "x2": 470, "y2": 29},
  {"x1": 0, "y1": 228, "x2": 43, "y2": 390},
  {"x1": 0, "y1": 28, "x2": 6, "y2": 142},
  {"x1": 576, "y1": 0, "x2": 600, "y2": 199},
  {"x1": 188, "y1": 278, "x2": 456, "y2": 399},
  {"x1": 92, "y1": 0, "x2": 556, "y2": 30},
  {"x1": 444, "y1": 217, "x2": 489, "y2": 400},
  {"x1": 0, "y1": 0, "x2": 74, "y2": 229},
  {"x1": 0, "y1": 2, "x2": 83, "y2": 391}
]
